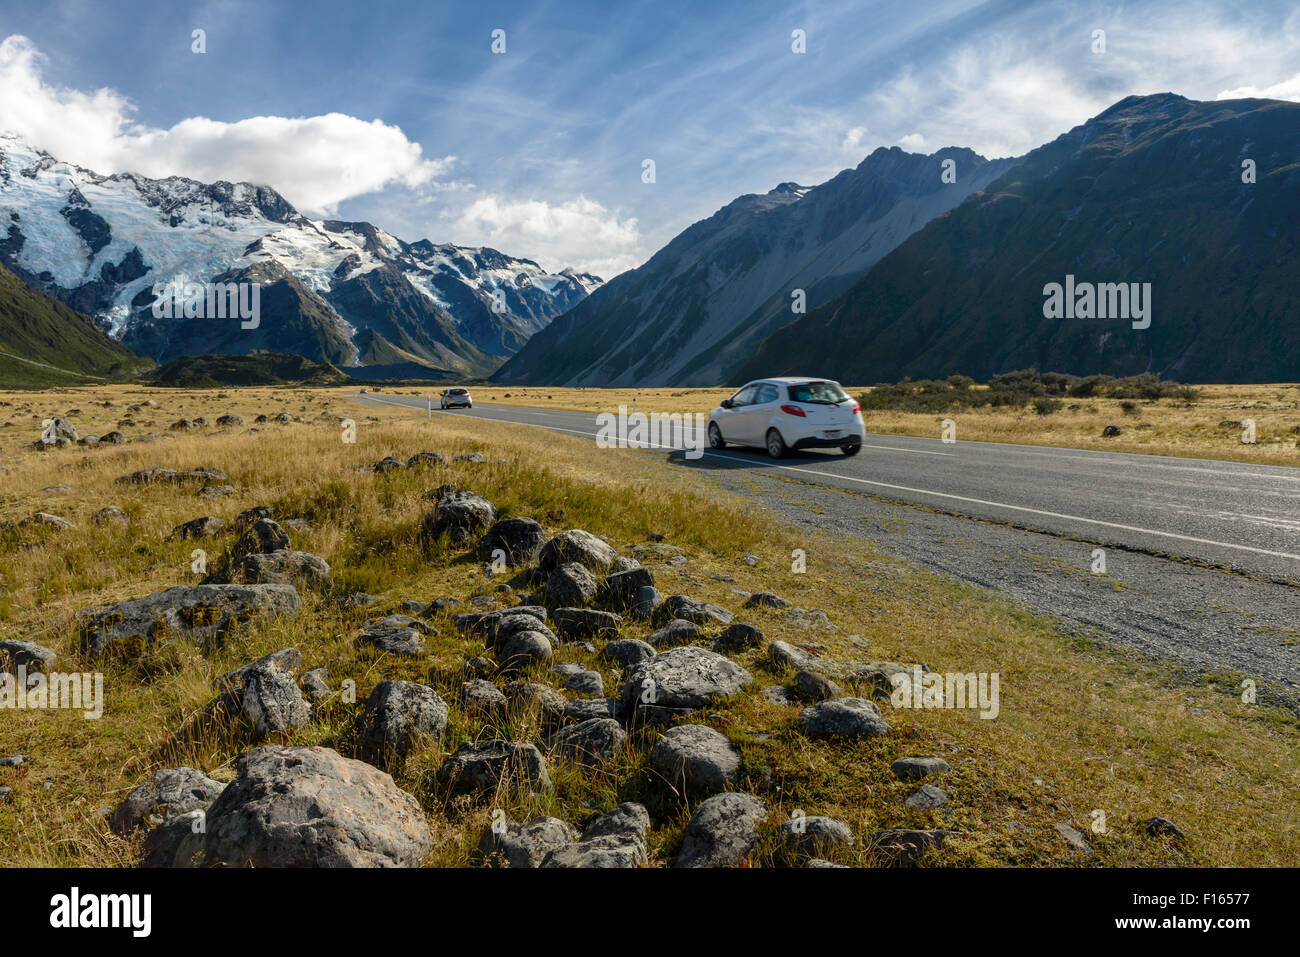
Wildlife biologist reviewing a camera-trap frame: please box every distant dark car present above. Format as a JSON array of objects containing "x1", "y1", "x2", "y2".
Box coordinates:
[{"x1": 440, "y1": 387, "x2": 473, "y2": 410}]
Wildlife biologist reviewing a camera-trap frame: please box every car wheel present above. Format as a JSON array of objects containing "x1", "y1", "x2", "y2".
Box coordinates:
[
  {"x1": 708, "y1": 423, "x2": 726, "y2": 449},
  {"x1": 467, "y1": 402, "x2": 472, "y2": 408},
  {"x1": 841, "y1": 441, "x2": 861, "y2": 456},
  {"x1": 765, "y1": 428, "x2": 787, "y2": 459}
]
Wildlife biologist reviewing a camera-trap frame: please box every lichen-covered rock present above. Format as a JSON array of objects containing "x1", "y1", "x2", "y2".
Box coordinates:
[
  {"x1": 550, "y1": 718, "x2": 627, "y2": 768},
  {"x1": 538, "y1": 529, "x2": 617, "y2": 574},
  {"x1": 358, "y1": 681, "x2": 449, "y2": 765},
  {"x1": 675, "y1": 792, "x2": 767, "y2": 868},
  {"x1": 79, "y1": 584, "x2": 301, "y2": 656},
  {"x1": 622, "y1": 646, "x2": 753, "y2": 713},
  {"x1": 480, "y1": 816, "x2": 577, "y2": 868},
  {"x1": 229, "y1": 549, "x2": 330, "y2": 587},
  {"x1": 800, "y1": 698, "x2": 891, "y2": 740},
  {"x1": 480, "y1": 517, "x2": 548, "y2": 567},
  {"x1": 0, "y1": 639, "x2": 56, "y2": 673},
  {"x1": 546, "y1": 562, "x2": 599, "y2": 608},
  {"x1": 650, "y1": 724, "x2": 740, "y2": 794},
  {"x1": 654, "y1": 594, "x2": 733, "y2": 627},
  {"x1": 436, "y1": 741, "x2": 551, "y2": 797},
  {"x1": 172, "y1": 746, "x2": 431, "y2": 867},
  {"x1": 110, "y1": 767, "x2": 226, "y2": 835}
]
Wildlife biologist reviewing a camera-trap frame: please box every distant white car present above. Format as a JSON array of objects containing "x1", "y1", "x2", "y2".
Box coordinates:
[
  {"x1": 708, "y1": 377, "x2": 864, "y2": 458},
  {"x1": 440, "y1": 387, "x2": 473, "y2": 410}
]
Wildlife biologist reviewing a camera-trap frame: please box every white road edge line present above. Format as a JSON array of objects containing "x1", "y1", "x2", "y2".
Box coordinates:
[{"x1": 353, "y1": 394, "x2": 1300, "y2": 563}]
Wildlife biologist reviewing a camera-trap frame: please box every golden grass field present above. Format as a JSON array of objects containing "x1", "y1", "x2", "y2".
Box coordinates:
[
  {"x1": 0, "y1": 383, "x2": 1296, "y2": 867},
  {"x1": 450, "y1": 382, "x2": 1300, "y2": 467}
]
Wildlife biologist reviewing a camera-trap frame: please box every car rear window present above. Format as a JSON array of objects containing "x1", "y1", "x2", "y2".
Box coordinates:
[
  {"x1": 450, "y1": 389, "x2": 467, "y2": 394},
  {"x1": 787, "y1": 381, "x2": 849, "y2": 404}
]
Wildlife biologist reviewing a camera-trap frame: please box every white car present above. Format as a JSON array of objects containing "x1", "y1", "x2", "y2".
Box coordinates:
[
  {"x1": 708, "y1": 377, "x2": 864, "y2": 458},
  {"x1": 440, "y1": 387, "x2": 473, "y2": 409}
]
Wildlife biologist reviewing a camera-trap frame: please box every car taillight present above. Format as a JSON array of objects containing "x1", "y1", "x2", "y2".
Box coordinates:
[
  {"x1": 851, "y1": 401, "x2": 861, "y2": 415},
  {"x1": 780, "y1": 404, "x2": 806, "y2": 417}
]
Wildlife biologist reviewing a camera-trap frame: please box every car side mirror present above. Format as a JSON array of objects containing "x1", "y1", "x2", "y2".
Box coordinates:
[{"x1": 721, "y1": 399, "x2": 733, "y2": 409}]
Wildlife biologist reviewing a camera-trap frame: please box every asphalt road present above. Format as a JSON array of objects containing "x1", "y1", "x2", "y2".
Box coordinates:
[{"x1": 353, "y1": 392, "x2": 1300, "y2": 704}]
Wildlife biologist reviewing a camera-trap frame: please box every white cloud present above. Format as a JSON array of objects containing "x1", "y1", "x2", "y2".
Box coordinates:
[
  {"x1": 841, "y1": 125, "x2": 869, "y2": 151},
  {"x1": 0, "y1": 34, "x2": 451, "y2": 214},
  {"x1": 1217, "y1": 72, "x2": 1300, "y2": 101},
  {"x1": 444, "y1": 194, "x2": 642, "y2": 279},
  {"x1": 897, "y1": 132, "x2": 927, "y2": 152}
]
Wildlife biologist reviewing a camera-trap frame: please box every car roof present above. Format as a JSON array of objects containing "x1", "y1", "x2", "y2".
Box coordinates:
[{"x1": 743, "y1": 377, "x2": 838, "y2": 385}]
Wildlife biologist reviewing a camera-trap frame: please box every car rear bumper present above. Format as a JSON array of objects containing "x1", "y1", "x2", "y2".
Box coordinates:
[{"x1": 790, "y1": 434, "x2": 861, "y2": 449}]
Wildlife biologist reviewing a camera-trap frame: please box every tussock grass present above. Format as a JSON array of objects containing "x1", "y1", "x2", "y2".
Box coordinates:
[{"x1": 0, "y1": 384, "x2": 1295, "y2": 867}]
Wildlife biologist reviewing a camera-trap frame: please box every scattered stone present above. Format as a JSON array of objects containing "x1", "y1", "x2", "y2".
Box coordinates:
[
  {"x1": 436, "y1": 741, "x2": 551, "y2": 797},
  {"x1": 508, "y1": 681, "x2": 568, "y2": 725},
  {"x1": 794, "y1": 670, "x2": 842, "y2": 701},
  {"x1": 550, "y1": 717, "x2": 627, "y2": 768},
  {"x1": 600, "y1": 638, "x2": 656, "y2": 669},
  {"x1": 604, "y1": 566, "x2": 655, "y2": 606},
  {"x1": 539, "y1": 529, "x2": 617, "y2": 574},
  {"x1": 715, "y1": 622, "x2": 765, "y2": 652},
  {"x1": 779, "y1": 815, "x2": 854, "y2": 857},
  {"x1": 655, "y1": 594, "x2": 733, "y2": 627},
  {"x1": 229, "y1": 549, "x2": 331, "y2": 588},
  {"x1": 905, "y1": 784, "x2": 948, "y2": 809},
  {"x1": 170, "y1": 516, "x2": 227, "y2": 540},
  {"x1": 744, "y1": 591, "x2": 790, "y2": 610},
  {"x1": 675, "y1": 792, "x2": 767, "y2": 868},
  {"x1": 551, "y1": 606, "x2": 621, "y2": 640},
  {"x1": 480, "y1": 816, "x2": 577, "y2": 868},
  {"x1": 116, "y1": 467, "x2": 227, "y2": 486},
  {"x1": 647, "y1": 618, "x2": 701, "y2": 648},
  {"x1": 198, "y1": 484, "x2": 237, "y2": 500},
  {"x1": 336, "y1": 591, "x2": 381, "y2": 609},
  {"x1": 763, "y1": 685, "x2": 794, "y2": 705},
  {"x1": 231, "y1": 518, "x2": 290, "y2": 560},
  {"x1": 407, "y1": 451, "x2": 447, "y2": 469},
  {"x1": 630, "y1": 585, "x2": 663, "y2": 619},
  {"x1": 785, "y1": 607, "x2": 834, "y2": 630},
  {"x1": 540, "y1": 803, "x2": 650, "y2": 868},
  {"x1": 462, "y1": 678, "x2": 508, "y2": 716},
  {"x1": 0, "y1": 755, "x2": 22, "y2": 767},
  {"x1": 891, "y1": 756, "x2": 951, "y2": 781},
  {"x1": 546, "y1": 562, "x2": 599, "y2": 607},
  {"x1": 870, "y1": 828, "x2": 957, "y2": 865},
  {"x1": 216, "y1": 414, "x2": 244, "y2": 427},
  {"x1": 215, "y1": 648, "x2": 301, "y2": 692},
  {"x1": 110, "y1": 767, "x2": 226, "y2": 834},
  {"x1": 79, "y1": 584, "x2": 301, "y2": 656},
  {"x1": 0, "y1": 639, "x2": 56, "y2": 673},
  {"x1": 1142, "y1": 816, "x2": 1186, "y2": 842},
  {"x1": 564, "y1": 697, "x2": 628, "y2": 724},
  {"x1": 454, "y1": 452, "x2": 486, "y2": 464},
  {"x1": 92, "y1": 505, "x2": 130, "y2": 526},
  {"x1": 1102, "y1": 424, "x2": 1122, "y2": 437},
  {"x1": 650, "y1": 724, "x2": 740, "y2": 794},
  {"x1": 1054, "y1": 821, "x2": 1093, "y2": 854},
  {"x1": 497, "y1": 629, "x2": 554, "y2": 674},
  {"x1": 357, "y1": 618, "x2": 428, "y2": 657},
  {"x1": 372, "y1": 456, "x2": 405, "y2": 474},
  {"x1": 424, "y1": 490, "x2": 496, "y2": 539},
  {"x1": 172, "y1": 745, "x2": 431, "y2": 867},
  {"x1": 300, "y1": 668, "x2": 331, "y2": 704},
  {"x1": 480, "y1": 517, "x2": 548, "y2": 566},
  {"x1": 800, "y1": 698, "x2": 891, "y2": 739},
  {"x1": 358, "y1": 681, "x2": 449, "y2": 764},
  {"x1": 23, "y1": 512, "x2": 74, "y2": 531},
  {"x1": 622, "y1": 645, "x2": 753, "y2": 712},
  {"x1": 562, "y1": 670, "x2": 604, "y2": 697}
]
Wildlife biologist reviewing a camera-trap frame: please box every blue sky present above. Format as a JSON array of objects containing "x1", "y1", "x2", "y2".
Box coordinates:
[{"x1": 1, "y1": 0, "x2": 1297, "y2": 277}]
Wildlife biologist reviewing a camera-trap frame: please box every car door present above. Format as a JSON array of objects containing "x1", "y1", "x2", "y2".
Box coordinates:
[
  {"x1": 720, "y1": 383, "x2": 759, "y2": 444},
  {"x1": 748, "y1": 382, "x2": 781, "y2": 443}
]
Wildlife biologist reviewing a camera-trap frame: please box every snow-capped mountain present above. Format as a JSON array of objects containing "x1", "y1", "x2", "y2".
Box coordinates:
[
  {"x1": 0, "y1": 134, "x2": 602, "y2": 377},
  {"x1": 496, "y1": 146, "x2": 1018, "y2": 386}
]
